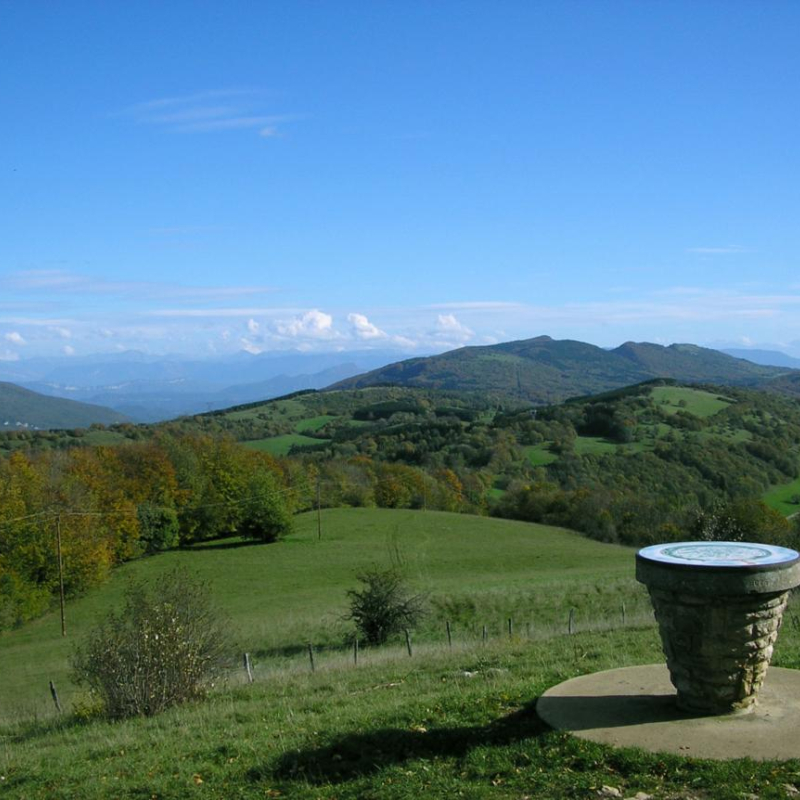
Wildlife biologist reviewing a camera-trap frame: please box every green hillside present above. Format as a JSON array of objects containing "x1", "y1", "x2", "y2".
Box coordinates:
[
  {"x1": 0, "y1": 508, "x2": 643, "y2": 721},
  {"x1": 3, "y1": 508, "x2": 800, "y2": 799},
  {"x1": 331, "y1": 335, "x2": 790, "y2": 403},
  {"x1": 0, "y1": 382, "x2": 128, "y2": 430}
]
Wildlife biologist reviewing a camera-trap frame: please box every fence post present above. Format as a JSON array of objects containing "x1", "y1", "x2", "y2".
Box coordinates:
[
  {"x1": 49, "y1": 680, "x2": 62, "y2": 714},
  {"x1": 405, "y1": 628, "x2": 413, "y2": 657},
  {"x1": 307, "y1": 643, "x2": 316, "y2": 672},
  {"x1": 482, "y1": 624, "x2": 487, "y2": 644},
  {"x1": 508, "y1": 617, "x2": 513, "y2": 638},
  {"x1": 621, "y1": 602, "x2": 627, "y2": 627},
  {"x1": 353, "y1": 638, "x2": 359, "y2": 666},
  {"x1": 243, "y1": 652, "x2": 254, "y2": 683},
  {"x1": 446, "y1": 621, "x2": 452, "y2": 648},
  {"x1": 568, "y1": 608, "x2": 576, "y2": 635}
]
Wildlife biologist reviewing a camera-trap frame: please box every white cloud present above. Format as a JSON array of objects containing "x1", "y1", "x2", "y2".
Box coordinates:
[
  {"x1": 4, "y1": 331, "x2": 26, "y2": 345},
  {"x1": 52, "y1": 326, "x2": 72, "y2": 339},
  {"x1": 347, "y1": 313, "x2": 387, "y2": 340},
  {"x1": 3, "y1": 270, "x2": 275, "y2": 301},
  {"x1": 276, "y1": 310, "x2": 337, "y2": 339},
  {"x1": 247, "y1": 318, "x2": 260, "y2": 334},
  {"x1": 686, "y1": 246, "x2": 748, "y2": 255},
  {"x1": 0, "y1": 350, "x2": 19, "y2": 362},
  {"x1": 239, "y1": 337, "x2": 262, "y2": 355},
  {"x1": 119, "y1": 90, "x2": 296, "y2": 137},
  {"x1": 145, "y1": 307, "x2": 299, "y2": 318},
  {"x1": 62, "y1": 345, "x2": 76, "y2": 356},
  {"x1": 434, "y1": 314, "x2": 474, "y2": 342},
  {"x1": 428, "y1": 301, "x2": 523, "y2": 311}
]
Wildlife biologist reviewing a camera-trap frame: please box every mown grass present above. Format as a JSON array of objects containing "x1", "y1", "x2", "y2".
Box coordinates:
[
  {"x1": 81, "y1": 430, "x2": 130, "y2": 446},
  {"x1": 0, "y1": 509, "x2": 641, "y2": 722},
  {"x1": 3, "y1": 622, "x2": 800, "y2": 799},
  {"x1": 649, "y1": 386, "x2": 732, "y2": 418},
  {"x1": 295, "y1": 415, "x2": 337, "y2": 432},
  {"x1": 573, "y1": 436, "x2": 618, "y2": 456},
  {"x1": 522, "y1": 444, "x2": 557, "y2": 466},
  {"x1": 764, "y1": 475, "x2": 800, "y2": 516},
  {"x1": 243, "y1": 433, "x2": 329, "y2": 455}
]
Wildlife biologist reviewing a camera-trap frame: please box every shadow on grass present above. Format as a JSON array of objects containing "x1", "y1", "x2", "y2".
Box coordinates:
[
  {"x1": 2, "y1": 713, "x2": 93, "y2": 745},
  {"x1": 187, "y1": 538, "x2": 263, "y2": 551},
  {"x1": 252, "y1": 700, "x2": 549, "y2": 785}
]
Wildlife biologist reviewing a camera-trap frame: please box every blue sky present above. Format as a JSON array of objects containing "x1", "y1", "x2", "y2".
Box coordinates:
[{"x1": 2, "y1": 1, "x2": 800, "y2": 360}]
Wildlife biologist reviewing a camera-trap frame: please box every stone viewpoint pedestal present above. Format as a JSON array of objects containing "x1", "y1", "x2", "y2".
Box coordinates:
[{"x1": 636, "y1": 541, "x2": 800, "y2": 714}]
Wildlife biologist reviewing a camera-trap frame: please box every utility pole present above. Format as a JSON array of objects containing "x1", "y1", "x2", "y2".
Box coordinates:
[
  {"x1": 55, "y1": 514, "x2": 66, "y2": 637},
  {"x1": 316, "y1": 476, "x2": 322, "y2": 541}
]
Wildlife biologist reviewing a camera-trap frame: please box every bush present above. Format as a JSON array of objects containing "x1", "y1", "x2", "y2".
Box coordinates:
[
  {"x1": 137, "y1": 502, "x2": 180, "y2": 554},
  {"x1": 345, "y1": 567, "x2": 425, "y2": 645},
  {"x1": 238, "y1": 469, "x2": 293, "y2": 542},
  {"x1": 71, "y1": 568, "x2": 230, "y2": 718}
]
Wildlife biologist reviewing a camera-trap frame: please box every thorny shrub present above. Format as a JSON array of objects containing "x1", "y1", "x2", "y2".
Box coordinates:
[{"x1": 71, "y1": 568, "x2": 230, "y2": 718}]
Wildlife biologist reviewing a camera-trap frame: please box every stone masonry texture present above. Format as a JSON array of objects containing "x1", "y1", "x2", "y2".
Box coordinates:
[{"x1": 647, "y1": 586, "x2": 788, "y2": 713}]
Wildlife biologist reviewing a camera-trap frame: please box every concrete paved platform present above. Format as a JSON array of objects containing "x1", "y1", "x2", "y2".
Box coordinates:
[{"x1": 537, "y1": 664, "x2": 800, "y2": 760}]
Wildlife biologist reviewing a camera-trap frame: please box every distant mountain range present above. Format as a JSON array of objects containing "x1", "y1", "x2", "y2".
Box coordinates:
[
  {"x1": 4, "y1": 339, "x2": 798, "y2": 429},
  {"x1": 331, "y1": 336, "x2": 796, "y2": 403},
  {"x1": 0, "y1": 349, "x2": 413, "y2": 422},
  {"x1": 0, "y1": 382, "x2": 129, "y2": 430},
  {"x1": 720, "y1": 348, "x2": 800, "y2": 369}
]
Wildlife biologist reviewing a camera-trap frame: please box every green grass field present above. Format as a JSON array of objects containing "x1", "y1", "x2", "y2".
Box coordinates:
[
  {"x1": 0, "y1": 509, "x2": 644, "y2": 722},
  {"x1": 81, "y1": 430, "x2": 131, "y2": 446},
  {"x1": 243, "y1": 433, "x2": 329, "y2": 455},
  {"x1": 764, "y1": 475, "x2": 800, "y2": 516},
  {"x1": 294, "y1": 414, "x2": 337, "y2": 432},
  {"x1": 4, "y1": 623, "x2": 800, "y2": 799},
  {"x1": 522, "y1": 444, "x2": 557, "y2": 466},
  {"x1": 4, "y1": 508, "x2": 800, "y2": 798},
  {"x1": 573, "y1": 435, "x2": 618, "y2": 455},
  {"x1": 649, "y1": 386, "x2": 732, "y2": 418}
]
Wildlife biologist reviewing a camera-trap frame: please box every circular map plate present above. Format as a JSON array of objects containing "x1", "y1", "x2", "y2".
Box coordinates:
[{"x1": 638, "y1": 541, "x2": 799, "y2": 568}]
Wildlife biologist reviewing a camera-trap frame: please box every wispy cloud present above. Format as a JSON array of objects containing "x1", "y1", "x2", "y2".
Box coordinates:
[
  {"x1": 145, "y1": 307, "x2": 305, "y2": 318},
  {"x1": 686, "y1": 245, "x2": 749, "y2": 255},
  {"x1": 3, "y1": 270, "x2": 277, "y2": 301},
  {"x1": 119, "y1": 90, "x2": 297, "y2": 137},
  {"x1": 427, "y1": 301, "x2": 524, "y2": 311}
]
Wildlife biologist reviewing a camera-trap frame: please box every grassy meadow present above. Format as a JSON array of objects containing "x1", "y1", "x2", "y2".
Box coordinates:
[
  {"x1": 5, "y1": 623, "x2": 800, "y2": 798},
  {"x1": 764, "y1": 475, "x2": 800, "y2": 516},
  {"x1": 244, "y1": 432, "x2": 329, "y2": 455},
  {"x1": 4, "y1": 508, "x2": 800, "y2": 798},
  {"x1": 0, "y1": 508, "x2": 647, "y2": 722}
]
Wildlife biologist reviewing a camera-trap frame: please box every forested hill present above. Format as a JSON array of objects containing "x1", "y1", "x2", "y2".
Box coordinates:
[
  {"x1": 0, "y1": 381, "x2": 128, "y2": 430},
  {"x1": 330, "y1": 335, "x2": 790, "y2": 403}
]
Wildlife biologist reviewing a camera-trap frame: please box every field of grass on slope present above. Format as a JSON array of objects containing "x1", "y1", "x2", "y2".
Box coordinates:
[
  {"x1": 243, "y1": 432, "x2": 329, "y2": 455},
  {"x1": 764, "y1": 475, "x2": 800, "y2": 516},
  {"x1": 0, "y1": 509, "x2": 644, "y2": 722},
  {"x1": 648, "y1": 385, "x2": 733, "y2": 418},
  {"x1": 5, "y1": 623, "x2": 800, "y2": 799}
]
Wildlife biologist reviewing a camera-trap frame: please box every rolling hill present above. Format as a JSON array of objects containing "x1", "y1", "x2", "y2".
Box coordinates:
[
  {"x1": 0, "y1": 381, "x2": 129, "y2": 430},
  {"x1": 330, "y1": 335, "x2": 791, "y2": 403}
]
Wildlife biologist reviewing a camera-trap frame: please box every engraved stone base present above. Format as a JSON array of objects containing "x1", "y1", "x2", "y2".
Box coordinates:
[
  {"x1": 636, "y1": 541, "x2": 800, "y2": 717},
  {"x1": 647, "y1": 586, "x2": 788, "y2": 714}
]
